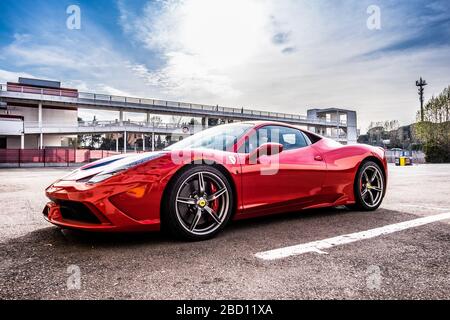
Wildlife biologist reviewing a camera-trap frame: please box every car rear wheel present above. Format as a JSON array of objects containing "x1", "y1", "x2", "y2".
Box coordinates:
[
  {"x1": 162, "y1": 166, "x2": 233, "y2": 241},
  {"x1": 351, "y1": 161, "x2": 385, "y2": 211}
]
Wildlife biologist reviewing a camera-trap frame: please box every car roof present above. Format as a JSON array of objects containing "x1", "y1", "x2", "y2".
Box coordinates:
[{"x1": 240, "y1": 120, "x2": 300, "y2": 127}]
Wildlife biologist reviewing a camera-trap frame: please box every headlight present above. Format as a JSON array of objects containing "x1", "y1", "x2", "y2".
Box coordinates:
[
  {"x1": 87, "y1": 171, "x2": 122, "y2": 184},
  {"x1": 87, "y1": 152, "x2": 165, "y2": 184}
]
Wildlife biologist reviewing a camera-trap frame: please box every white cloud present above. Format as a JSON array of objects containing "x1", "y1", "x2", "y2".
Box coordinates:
[
  {"x1": 117, "y1": 0, "x2": 450, "y2": 130},
  {"x1": 0, "y1": 69, "x2": 34, "y2": 83},
  {"x1": 0, "y1": 29, "x2": 164, "y2": 99},
  {"x1": 2, "y1": 0, "x2": 450, "y2": 130},
  {"x1": 0, "y1": 20, "x2": 165, "y2": 120}
]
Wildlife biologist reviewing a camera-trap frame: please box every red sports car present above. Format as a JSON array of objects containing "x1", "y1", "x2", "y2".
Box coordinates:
[{"x1": 44, "y1": 121, "x2": 387, "y2": 240}]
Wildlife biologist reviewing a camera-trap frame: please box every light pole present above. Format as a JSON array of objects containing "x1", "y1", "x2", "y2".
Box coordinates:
[{"x1": 416, "y1": 77, "x2": 427, "y2": 122}]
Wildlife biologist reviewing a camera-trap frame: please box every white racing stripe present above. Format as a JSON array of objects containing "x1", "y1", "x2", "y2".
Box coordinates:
[{"x1": 255, "y1": 212, "x2": 450, "y2": 261}]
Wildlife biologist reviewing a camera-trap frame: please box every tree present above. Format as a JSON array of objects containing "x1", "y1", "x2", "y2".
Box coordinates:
[
  {"x1": 170, "y1": 115, "x2": 183, "y2": 125},
  {"x1": 414, "y1": 85, "x2": 450, "y2": 163},
  {"x1": 367, "y1": 120, "x2": 399, "y2": 132},
  {"x1": 90, "y1": 134, "x2": 102, "y2": 149},
  {"x1": 77, "y1": 134, "x2": 105, "y2": 149},
  {"x1": 165, "y1": 135, "x2": 172, "y2": 145},
  {"x1": 188, "y1": 118, "x2": 200, "y2": 125},
  {"x1": 100, "y1": 136, "x2": 115, "y2": 150},
  {"x1": 150, "y1": 116, "x2": 162, "y2": 124},
  {"x1": 156, "y1": 135, "x2": 163, "y2": 149},
  {"x1": 383, "y1": 120, "x2": 399, "y2": 132},
  {"x1": 77, "y1": 134, "x2": 88, "y2": 148}
]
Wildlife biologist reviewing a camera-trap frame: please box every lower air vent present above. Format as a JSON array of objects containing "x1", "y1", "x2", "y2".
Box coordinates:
[{"x1": 55, "y1": 200, "x2": 101, "y2": 224}]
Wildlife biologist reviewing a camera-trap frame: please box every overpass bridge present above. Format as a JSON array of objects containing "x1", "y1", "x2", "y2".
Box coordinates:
[
  {"x1": 0, "y1": 82, "x2": 356, "y2": 150},
  {"x1": 0, "y1": 83, "x2": 344, "y2": 126}
]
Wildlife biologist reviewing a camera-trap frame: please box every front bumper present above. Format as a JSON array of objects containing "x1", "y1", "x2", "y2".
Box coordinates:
[
  {"x1": 43, "y1": 200, "x2": 117, "y2": 231},
  {"x1": 44, "y1": 179, "x2": 161, "y2": 232}
]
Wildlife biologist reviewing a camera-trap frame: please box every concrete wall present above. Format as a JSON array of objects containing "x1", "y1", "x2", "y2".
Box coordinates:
[
  {"x1": 306, "y1": 108, "x2": 358, "y2": 144},
  {"x1": 6, "y1": 105, "x2": 77, "y2": 125},
  {"x1": 7, "y1": 135, "x2": 36, "y2": 149},
  {"x1": 5, "y1": 105, "x2": 38, "y2": 121},
  {"x1": 4, "y1": 104, "x2": 77, "y2": 148},
  {"x1": 43, "y1": 107, "x2": 77, "y2": 125},
  {"x1": 0, "y1": 118, "x2": 23, "y2": 135}
]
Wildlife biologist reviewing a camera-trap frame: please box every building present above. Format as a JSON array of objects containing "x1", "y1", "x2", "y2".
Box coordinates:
[
  {"x1": 306, "y1": 108, "x2": 357, "y2": 144},
  {"x1": 358, "y1": 124, "x2": 421, "y2": 150},
  {"x1": 0, "y1": 78, "x2": 358, "y2": 151}
]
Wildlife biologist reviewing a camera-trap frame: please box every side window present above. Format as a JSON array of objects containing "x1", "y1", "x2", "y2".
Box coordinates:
[
  {"x1": 245, "y1": 126, "x2": 309, "y2": 153},
  {"x1": 276, "y1": 126, "x2": 308, "y2": 150},
  {"x1": 301, "y1": 131, "x2": 312, "y2": 145}
]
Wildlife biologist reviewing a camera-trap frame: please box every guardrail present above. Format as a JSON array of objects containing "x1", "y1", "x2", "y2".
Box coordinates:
[
  {"x1": 1, "y1": 83, "x2": 346, "y2": 126},
  {"x1": 76, "y1": 91, "x2": 312, "y2": 121},
  {"x1": 23, "y1": 120, "x2": 191, "y2": 129}
]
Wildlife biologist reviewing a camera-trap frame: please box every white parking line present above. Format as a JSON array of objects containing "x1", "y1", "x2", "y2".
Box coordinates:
[
  {"x1": 394, "y1": 204, "x2": 450, "y2": 211},
  {"x1": 255, "y1": 212, "x2": 450, "y2": 261}
]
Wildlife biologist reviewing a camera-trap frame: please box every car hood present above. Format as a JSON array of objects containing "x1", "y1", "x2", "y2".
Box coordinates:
[{"x1": 60, "y1": 152, "x2": 166, "y2": 181}]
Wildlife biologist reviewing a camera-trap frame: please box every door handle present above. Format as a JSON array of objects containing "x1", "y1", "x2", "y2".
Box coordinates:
[{"x1": 314, "y1": 155, "x2": 323, "y2": 161}]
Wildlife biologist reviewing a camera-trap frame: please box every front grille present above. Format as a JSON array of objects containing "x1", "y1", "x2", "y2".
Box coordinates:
[{"x1": 55, "y1": 200, "x2": 101, "y2": 224}]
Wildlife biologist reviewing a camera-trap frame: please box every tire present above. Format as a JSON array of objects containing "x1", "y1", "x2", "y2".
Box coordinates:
[
  {"x1": 161, "y1": 165, "x2": 234, "y2": 241},
  {"x1": 351, "y1": 161, "x2": 385, "y2": 211}
]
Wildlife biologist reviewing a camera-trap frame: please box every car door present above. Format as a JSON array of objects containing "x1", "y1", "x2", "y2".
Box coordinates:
[{"x1": 240, "y1": 125, "x2": 327, "y2": 214}]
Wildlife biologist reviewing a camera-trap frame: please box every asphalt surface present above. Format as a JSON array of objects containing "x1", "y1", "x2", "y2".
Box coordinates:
[{"x1": 0, "y1": 164, "x2": 449, "y2": 299}]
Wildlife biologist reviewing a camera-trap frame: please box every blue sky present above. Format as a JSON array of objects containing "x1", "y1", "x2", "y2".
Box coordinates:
[{"x1": 0, "y1": 0, "x2": 449, "y2": 130}]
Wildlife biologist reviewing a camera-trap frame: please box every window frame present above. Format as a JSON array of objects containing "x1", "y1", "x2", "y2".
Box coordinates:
[{"x1": 242, "y1": 125, "x2": 311, "y2": 153}]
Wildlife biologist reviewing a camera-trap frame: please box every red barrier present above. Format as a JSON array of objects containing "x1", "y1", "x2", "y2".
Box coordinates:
[
  {"x1": 0, "y1": 149, "x2": 121, "y2": 166},
  {"x1": 18, "y1": 149, "x2": 44, "y2": 163}
]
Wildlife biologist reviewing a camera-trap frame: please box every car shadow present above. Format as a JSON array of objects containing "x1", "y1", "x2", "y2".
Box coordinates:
[
  {"x1": 1, "y1": 205, "x2": 407, "y2": 252},
  {"x1": 229, "y1": 206, "x2": 351, "y2": 230},
  {"x1": 0, "y1": 205, "x2": 425, "y2": 300}
]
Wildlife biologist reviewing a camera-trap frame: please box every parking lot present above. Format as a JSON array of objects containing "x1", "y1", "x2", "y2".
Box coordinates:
[{"x1": 0, "y1": 164, "x2": 449, "y2": 299}]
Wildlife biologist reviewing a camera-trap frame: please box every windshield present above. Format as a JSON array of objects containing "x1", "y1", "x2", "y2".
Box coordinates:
[{"x1": 165, "y1": 123, "x2": 254, "y2": 151}]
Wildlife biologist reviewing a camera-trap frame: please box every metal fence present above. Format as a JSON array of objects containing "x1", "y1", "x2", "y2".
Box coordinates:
[
  {"x1": 0, "y1": 148, "x2": 121, "y2": 167},
  {"x1": 385, "y1": 150, "x2": 426, "y2": 164},
  {"x1": 0, "y1": 148, "x2": 429, "y2": 167}
]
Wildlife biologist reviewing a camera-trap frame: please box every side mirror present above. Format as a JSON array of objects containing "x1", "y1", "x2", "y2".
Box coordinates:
[{"x1": 249, "y1": 143, "x2": 283, "y2": 162}]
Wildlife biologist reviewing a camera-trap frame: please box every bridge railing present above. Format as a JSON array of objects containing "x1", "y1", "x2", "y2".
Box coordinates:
[
  {"x1": 1, "y1": 83, "x2": 343, "y2": 126},
  {"x1": 23, "y1": 120, "x2": 193, "y2": 130}
]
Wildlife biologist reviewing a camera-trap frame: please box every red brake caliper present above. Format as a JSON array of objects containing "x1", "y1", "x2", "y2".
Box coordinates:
[{"x1": 210, "y1": 183, "x2": 219, "y2": 211}]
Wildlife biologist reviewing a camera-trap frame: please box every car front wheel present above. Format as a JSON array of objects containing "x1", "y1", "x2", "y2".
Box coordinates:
[{"x1": 162, "y1": 165, "x2": 233, "y2": 241}]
